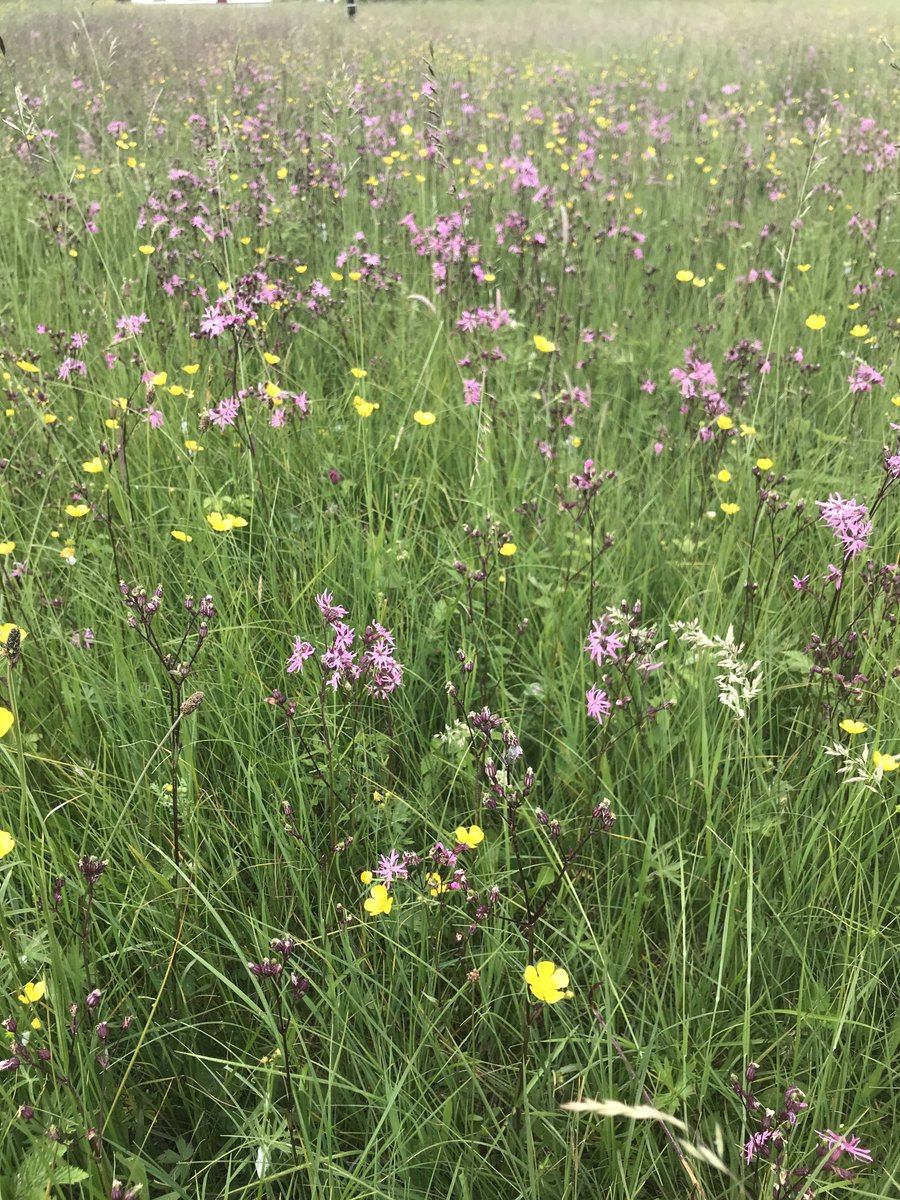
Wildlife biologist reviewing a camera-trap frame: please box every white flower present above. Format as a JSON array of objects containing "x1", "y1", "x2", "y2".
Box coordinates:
[{"x1": 673, "y1": 620, "x2": 762, "y2": 719}]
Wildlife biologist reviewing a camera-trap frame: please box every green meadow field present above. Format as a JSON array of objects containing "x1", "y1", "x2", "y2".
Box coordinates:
[{"x1": 0, "y1": 0, "x2": 899, "y2": 1196}]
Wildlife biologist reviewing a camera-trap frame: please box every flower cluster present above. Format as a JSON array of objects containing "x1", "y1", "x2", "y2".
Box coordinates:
[
  {"x1": 246, "y1": 936, "x2": 310, "y2": 1006},
  {"x1": 584, "y1": 603, "x2": 670, "y2": 727},
  {"x1": 674, "y1": 620, "x2": 762, "y2": 720},
  {"x1": 358, "y1": 824, "x2": 499, "y2": 939},
  {"x1": 816, "y1": 493, "x2": 872, "y2": 560},
  {"x1": 733, "y1": 1063, "x2": 873, "y2": 1194},
  {"x1": 282, "y1": 592, "x2": 403, "y2": 698}
]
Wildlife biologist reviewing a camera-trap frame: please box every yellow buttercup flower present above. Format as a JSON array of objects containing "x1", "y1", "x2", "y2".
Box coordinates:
[
  {"x1": 533, "y1": 334, "x2": 556, "y2": 353},
  {"x1": 717, "y1": 469, "x2": 731, "y2": 483},
  {"x1": 499, "y1": 543, "x2": 517, "y2": 557},
  {"x1": 0, "y1": 624, "x2": 27, "y2": 646},
  {"x1": 350, "y1": 367, "x2": 367, "y2": 379},
  {"x1": 65, "y1": 504, "x2": 90, "y2": 518},
  {"x1": 170, "y1": 530, "x2": 192, "y2": 543},
  {"x1": 0, "y1": 829, "x2": 15, "y2": 857},
  {"x1": 0, "y1": 709, "x2": 13, "y2": 738},
  {"x1": 353, "y1": 396, "x2": 378, "y2": 418},
  {"x1": 720, "y1": 502, "x2": 741, "y2": 515},
  {"x1": 849, "y1": 324, "x2": 869, "y2": 338},
  {"x1": 756, "y1": 458, "x2": 774, "y2": 471},
  {"x1": 16, "y1": 361, "x2": 40, "y2": 374},
  {"x1": 18, "y1": 980, "x2": 46, "y2": 1005},
  {"x1": 82, "y1": 457, "x2": 104, "y2": 474},
  {"x1": 363, "y1": 883, "x2": 393, "y2": 916},
  {"x1": 873, "y1": 750, "x2": 898, "y2": 772},
  {"x1": 206, "y1": 512, "x2": 248, "y2": 532},
  {"x1": 839, "y1": 719, "x2": 866, "y2": 735},
  {"x1": 138, "y1": 244, "x2": 155, "y2": 255},
  {"x1": 0, "y1": 541, "x2": 15, "y2": 555},
  {"x1": 675, "y1": 269, "x2": 694, "y2": 283},
  {"x1": 454, "y1": 824, "x2": 484, "y2": 849},
  {"x1": 524, "y1": 960, "x2": 570, "y2": 1004},
  {"x1": 413, "y1": 410, "x2": 436, "y2": 426},
  {"x1": 805, "y1": 314, "x2": 826, "y2": 331}
]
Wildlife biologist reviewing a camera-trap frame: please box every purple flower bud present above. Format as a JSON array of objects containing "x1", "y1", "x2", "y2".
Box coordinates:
[
  {"x1": 18, "y1": 1105, "x2": 34, "y2": 1119},
  {"x1": 591, "y1": 800, "x2": 616, "y2": 832},
  {"x1": 289, "y1": 973, "x2": 310, "y2": 1002},
  {"x1": 85, "y1": 988, "x2": 102, "y2": 1009},
  {"x1": 247, "y1": 958, "x2": 283, "y2": 979},
  {"x1": 78, "y1": 856, "x2": 108, "y2": 884},
  {"x1": 96, "y1": 1022, "x2": 109, "y2": 1041}
]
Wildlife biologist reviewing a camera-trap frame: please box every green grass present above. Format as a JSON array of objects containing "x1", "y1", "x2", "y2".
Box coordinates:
[{"x1": 0, "y1": 1, "x2": 898, "y2": 1196}]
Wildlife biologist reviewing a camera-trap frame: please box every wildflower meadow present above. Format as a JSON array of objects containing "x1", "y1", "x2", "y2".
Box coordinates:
[{"x1": 0, "y1": 0, "x2": 898, "y2": 1196}]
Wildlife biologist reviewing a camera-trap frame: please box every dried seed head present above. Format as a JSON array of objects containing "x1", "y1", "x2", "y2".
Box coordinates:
[{"x1": 180, "y1": 691, "x2": 204, "y2": 716}]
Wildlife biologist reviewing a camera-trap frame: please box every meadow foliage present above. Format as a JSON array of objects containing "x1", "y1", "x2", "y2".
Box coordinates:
[{"x1": 0, "y1": 1, "x2": 898, "y2": 1196}]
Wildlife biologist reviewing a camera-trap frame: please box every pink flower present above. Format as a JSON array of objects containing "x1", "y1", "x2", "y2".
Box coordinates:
[
  {"x1": 286, "y1": 639, "x2": 315, "y2": 673},
  {"x1": 585, "y1": 620, "x2": 624, "y2": 666},
  {"x1": 586, "y1": 685, "x2": 611, "y2": 725},
  {"x1": 816, "y1": 1130, "x2": 872, "y2": 1163}
]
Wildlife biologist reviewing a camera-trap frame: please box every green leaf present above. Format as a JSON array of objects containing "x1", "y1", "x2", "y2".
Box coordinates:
[{"x1": 15, "y1": 1142, "x2": 87, "y2": 1200}]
